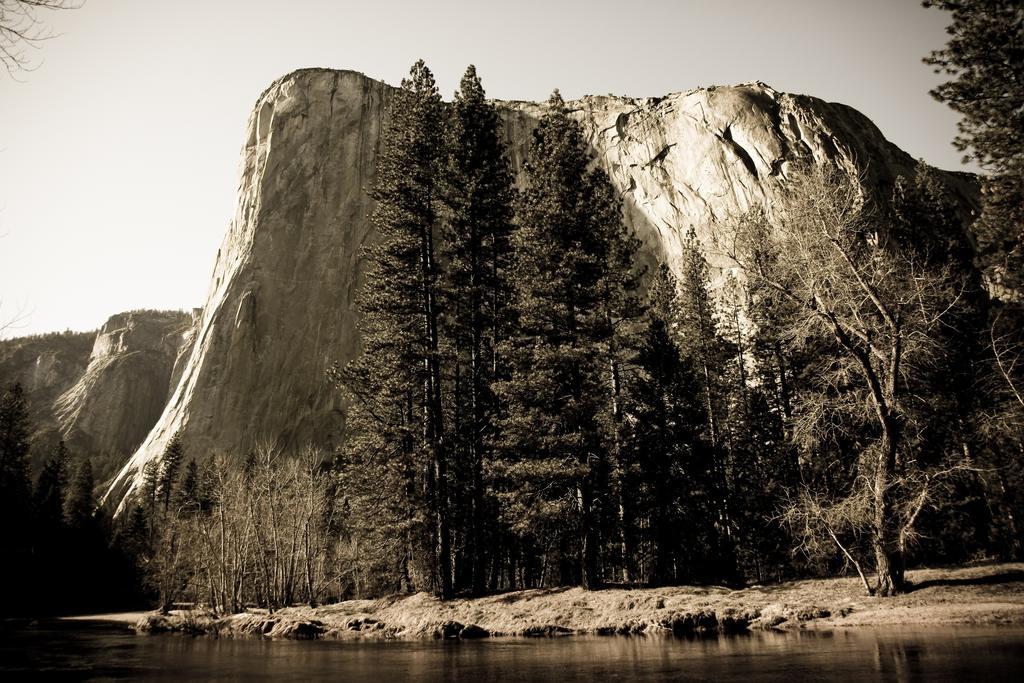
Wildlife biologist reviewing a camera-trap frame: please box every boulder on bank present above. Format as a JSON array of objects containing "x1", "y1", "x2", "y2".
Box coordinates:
[{"x1": 459, "y1": 624, "x2": 490, "y2": 638}]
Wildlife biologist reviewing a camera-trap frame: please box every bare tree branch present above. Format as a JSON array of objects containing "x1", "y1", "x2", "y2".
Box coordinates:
[
  {"x1": 991, "y1": 309, "x2": 1024, "y2": 409},
  {"x1": 0, "y1": 0, "x2": 82, "y2": 76}
]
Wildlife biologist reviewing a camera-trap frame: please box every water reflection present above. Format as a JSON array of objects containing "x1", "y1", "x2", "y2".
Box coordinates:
[{"x1": 2, "y1": 620, "x2": 1022, "y2": 681}]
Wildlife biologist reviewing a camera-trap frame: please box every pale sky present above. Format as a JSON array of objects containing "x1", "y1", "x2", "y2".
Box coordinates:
[{"x1": 0, "y1": 0, "x2": 969, "y2": 337}]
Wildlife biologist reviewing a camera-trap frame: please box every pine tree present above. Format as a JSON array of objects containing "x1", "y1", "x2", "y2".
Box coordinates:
[
  {"x1": 596, "y1": 175, "x2": 645, "y2": 584},
  {"x1": 338, "y1": 59, "x2": 452, "y2": 597},
  {"x1": 64, "y1": 457, "x2": 96, "y2": 531},
  {"x1": 122, "y1": 504, "x2": 151, "y2": 558},
  {"x1": 926, "y1": 11, "x2": 1024, "y2": 560},
  {"x1": 675, "y1": 229, "x2": 738, "y2": 581},
  {"x1": 33, "y1": 440, "x2": 69, "y2": 535},
  {"x1": 0, "y1": 383, "x2": 33, "y2": 546},
  {"x1": 438, "y1": 64, "x2": 515, "y2": 595},
  {"x1": 494, "y1": 91, "x2": 627, "y2": 589},
  {"x1": 629, "y1": 265, "x2": 709, "y2": 584},
  {"x1": 176, "y1": 459, "x2": 201, "y2": 514},
  {"x1": 28, "y1": 441, "x2": 70, "y2": 614},
  {"x1": 140, "y1": 458, "x2": 159, "y2": 514},
  {"x1": 719, "y1": 274, "x2": 798, "y2": 583},
  {"x1": 0, "y1": 382, "x2": 34, "y2": 613},
  {"x1": 157, "y1": 432, "x2": 184, "y2": 513},
  {"x1": 924, "y1": 0, "x2": 1024, "y2": 296}
]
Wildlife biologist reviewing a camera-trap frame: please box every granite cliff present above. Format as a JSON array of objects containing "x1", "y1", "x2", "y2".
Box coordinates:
[
  {"x1": 102, "y1": 68, "x2": 975, "y2": 511},
  {"x1": 54, "y1": 310, "x2": 195, "y2": 476},
  {"x1": 0, "y1": 309, "x2": 193, "y2": 481}
]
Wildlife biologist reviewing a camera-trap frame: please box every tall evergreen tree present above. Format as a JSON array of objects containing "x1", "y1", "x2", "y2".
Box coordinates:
[
  {"x1": 338, "y1": 59, "x2": 452, "y2": 597},
  {"x1": 596, "y1": 180, "x2": 645, "y2": 585},
  {"x1": 64, "y1": 457, "x2": 96, "y2": 532},
  {"x1": 157, "y1": 432, "x2": 184, "y2": 513},
  {"x1": 33, "y1": 440, "x2": 69, "y2": 536},
  {"x1": 0, "y1": 382, "x2": 33, "y2": 611},
  {"x1": 628, "y1": 265, "x2": 709, "y2": 584},
  {"x1": 720, "y1": 274, "x2": 797, "y2": 583},
  {"x1": 0, "y1": 382, "x2": 31, "y2": 502},
  {"x1": 0, "y1": 384, "x2": 32, "y2": 523},
  {"x1": 674, "y1": 230, "x2": 738, "y2": 580},
  {"x1": 438, "y1": 64, "x2": 515, "y2": 595},
  {"x1": 924, "y1": 0, "x2": 1024, "y2": 296},
  {"x1": 176, "y1": 459, "x2": 202, "y2": 515},
  {"x1": 494, "y1": 91, "x2": 628, "y2": 589},
  {"x1": 28, "y1": 441, "x2": 69, "y2": 613},
  {"x1": 925, "y1": 8, "x2": 1024, "y2": 561}
]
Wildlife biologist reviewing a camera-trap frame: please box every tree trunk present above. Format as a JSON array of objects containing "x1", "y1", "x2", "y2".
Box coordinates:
[
  {"x1": 873, "y1": 533, "x2": 904, "y2": 597},
  {"x1": 579, "y1": 483, "x2": 599, "y2": 590},
  {"x1": 773, "y1": 341, "x2": 792, "y2": 421},
  {"x1": 608, "y1": 352, "x2": 632, "y2": 583},
  {"x1": 420, "y1": 218, "x2": 451, "y2": 600},
  {"x1": 873, "y1": 422, "x2": 905, "y2": 596}
]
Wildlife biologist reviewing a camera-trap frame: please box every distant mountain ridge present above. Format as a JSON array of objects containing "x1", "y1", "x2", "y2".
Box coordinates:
[{"x1": 0, "y1": 309, "x2": 195, "y2": 482}]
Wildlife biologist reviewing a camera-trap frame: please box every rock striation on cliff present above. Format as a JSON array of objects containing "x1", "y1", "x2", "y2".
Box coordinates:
[{"x1": 102, "y1": 68, "x2": 975, "y2": 511}]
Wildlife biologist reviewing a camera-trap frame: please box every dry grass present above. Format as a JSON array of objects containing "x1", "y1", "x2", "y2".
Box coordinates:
[{"x1": 136, "y1": 562, "x2": 1024, "y2": 641}]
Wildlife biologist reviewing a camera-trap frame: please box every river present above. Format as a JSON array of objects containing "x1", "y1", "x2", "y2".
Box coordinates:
[{"x1": 2, "y1": 618, "x2": 1023, "y2": 681}]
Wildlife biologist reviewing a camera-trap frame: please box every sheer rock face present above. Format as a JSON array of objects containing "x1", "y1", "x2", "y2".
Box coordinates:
[
  {"x1": 0, "y1": 334, "x2": 93, "y2": 402},
  {"x1": 104, "y1": 70, "x2": 392, "y2": 509},
  {"x1": 54, "y1": 310, "x2": 193, "y2": 477},
  {"x1": 0, "y1": 310, "x2": 191, "y2": 479},
  {"x1": 103, "y1": 68, "x2": 975, "y2": 511}
]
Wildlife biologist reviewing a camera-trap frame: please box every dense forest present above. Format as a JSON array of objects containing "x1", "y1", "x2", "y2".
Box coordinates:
[{"x1": 0, "y1": 0, "x2": 1021, "y2": 616}]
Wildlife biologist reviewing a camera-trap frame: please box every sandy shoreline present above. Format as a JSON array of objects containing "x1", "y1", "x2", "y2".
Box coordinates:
[
  {"x1": 60, "y1": 612, "x2": 151, "y2": 625},
  {"x1": 128, "y1": 563, "x2": 1024, "y2": 641}
]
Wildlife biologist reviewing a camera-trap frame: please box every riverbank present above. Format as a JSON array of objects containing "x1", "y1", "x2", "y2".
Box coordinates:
[
  {"x1": 62, "y1": 612, "x2": 151, "y2": 625},
  {"x1": 134, "y1": 562, "x2": 1024, "y2": 640}
]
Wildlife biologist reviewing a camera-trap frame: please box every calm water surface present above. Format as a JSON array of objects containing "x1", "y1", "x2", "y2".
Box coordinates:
[{"x1": 2, "y1": 618, "x2": 1023, "y2": 681}]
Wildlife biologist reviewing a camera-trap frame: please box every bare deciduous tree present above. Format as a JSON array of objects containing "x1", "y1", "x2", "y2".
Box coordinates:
[
  {"x1": 728, "y1": 164, "x2": 975, "y2": 596},
  {"x1": 990, "y1": 309, "x2": 1024, "y2": 413},
  {"x1": 131, "y1": 445, "x2": 343, "y2": 615}
]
